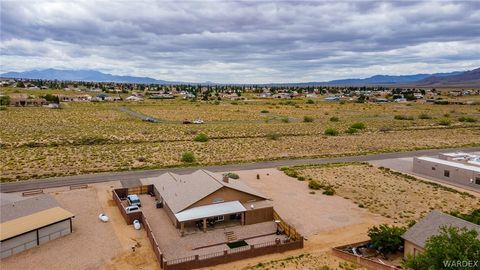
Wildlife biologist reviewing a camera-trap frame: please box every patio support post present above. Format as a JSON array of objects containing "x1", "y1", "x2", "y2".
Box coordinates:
[
  {"x1": 203, "y1": 218, "x2": 207, "y2": 232},
  {"x1": 180, "y1": 222, "x2": 184, "y2": 237},
  {"x1": 241, "y1": 212, "x2": 245, "y2": 225}
]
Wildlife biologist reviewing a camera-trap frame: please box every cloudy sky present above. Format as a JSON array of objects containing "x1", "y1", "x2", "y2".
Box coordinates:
[{"x1": 1, "y1": 1, "x2": 479, "y2": 83}]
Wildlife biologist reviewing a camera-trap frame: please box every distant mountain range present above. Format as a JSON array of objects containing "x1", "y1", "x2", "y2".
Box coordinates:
[
  {"x1": 1, "y1": 67, "x2": 479, "y2": 86},
  {"x1": 0, "y1": 69, "x2": 177, "y2": 84}
]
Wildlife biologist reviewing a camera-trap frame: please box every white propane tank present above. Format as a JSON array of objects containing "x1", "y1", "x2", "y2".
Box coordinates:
[{"x1": 133, "y1": 219, "x2": 141, "y2": 230}]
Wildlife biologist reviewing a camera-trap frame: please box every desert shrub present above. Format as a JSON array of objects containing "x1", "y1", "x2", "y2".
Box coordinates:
[
  {"x1": 306, "y1": 99, "x2": 315, "y2": 104},
  {"x1": 329, "y1": 116, "x2": 339, "y2": 122},
  {"x1": 438, "y1": 118, "x2": 451, "y2": 126},
  {"x1": 345, "y1": 127, "x2": 358, "y2": 134},
  {"x1": 350, "y1": 122, "x2": 365, "y2": 129},
  {"x1": 418, "y1": 113, "x2": 432, "y2": 119},
  {"x1": 303, "y1": 116, "x2": 314, "y2": 122},
  {"x1": 297, "y1": 176, "x2": 305, "y2": 181},
  {"x1": 266, "y1": 132, "x2": 282, "y2": 140},
  {"x1": 394, "y1": 115, "x2": 414, "y2": 120},
  {"x1": 181, "y1": 151, "x2": 195, "y2": 163},
  {"x1": 282, "y1": 168, "x2": 298, "y2": 178},
  {"x1": 458, "y1": 116, "x2": 476, "y2": 122},
  {"x1": 260, "y1": 110, "x2": 269, "y2": 113},
  {"x1": 443, "y1": 113, "x2": 450, "y2": 117},
  {"x1": 281, "y1": 117, "x2": 289, "y2": 123},
  {"x1": 322, "y1": 186, "x2": 335, "y2": 195},
  {"x1": 193, "y1": 133, "x2": 209, "y2": 142},
  {"x1": 324, "y1": 128, "x2": 339, "y2": 136},
  {"x1": 224, "y1": 172, "x2": 240, "y2": 179},
  {"x1": 308, "y1": 180, "x2": 322, "y2": 190},
  {"x1": 137, "y1": 156, "x2": 146, "y2": 162}
]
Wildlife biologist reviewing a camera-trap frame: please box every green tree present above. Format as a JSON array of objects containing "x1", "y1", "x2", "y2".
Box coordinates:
[
  {"x1": 403, "y1": 226, "x2": 480, "y2": 270},
  {"x1": 368, "y1": 224, "x2": 406, "y2": 255},
  {"x1": 0, "y1": 95, "x2": 11, "y2": 106}
]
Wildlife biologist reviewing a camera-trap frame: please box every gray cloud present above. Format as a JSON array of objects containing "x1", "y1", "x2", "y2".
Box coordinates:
[{"x1": 1, "y1": 0, "x2": 479, "y2": 83}]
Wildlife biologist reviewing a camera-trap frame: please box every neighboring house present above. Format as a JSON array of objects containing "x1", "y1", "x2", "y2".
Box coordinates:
[
  {"x1": 8, "y1": 93, "x2": 48, "y2": 107},
  {"x1": 0, "y1": 193, "x2": 74, "y2": 259},
  {"x1": 324, "y1": 96, "x2": 340, "y2": 101},
  {"x1": 141, "y1": 170, "x2": 273, "y2": 236},
  {"x1": 402, "y1": 210, "x2": 480, "y2": 258},
  {"x1": 413, "y1": 153, "x2": 480, "y2": 190}
]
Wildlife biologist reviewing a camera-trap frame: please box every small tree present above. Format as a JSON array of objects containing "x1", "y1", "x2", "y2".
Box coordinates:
[
  {"x1": 350, "y1": 122, "x2": 365, "y2": 129},
  {"x1": 403, "y1": 226, "x2": 480, "y2": 270},
  {"x1": 0, "y1": 95, "x2": 10, "y2": 106},
  {"x1": 181, "y1": 151, "x2": 195, "y2": 163},
  {"x1": 368, "y1": 224, "x2": 406, "y2": 255}
]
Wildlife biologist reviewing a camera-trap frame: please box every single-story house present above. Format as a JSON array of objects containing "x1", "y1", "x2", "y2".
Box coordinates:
[
  {"x1": 141, "y1": 170, "x2": 273, "y2": 236},
  {"x1": 0, "y1": 193, "x2": 74, "y2": 259},
  {"x1": 402, "y1": 210, "x2": 480, "y2": 258},
  {"x1": 8, "y1": 93, "x2": 48, "y2": 107}
]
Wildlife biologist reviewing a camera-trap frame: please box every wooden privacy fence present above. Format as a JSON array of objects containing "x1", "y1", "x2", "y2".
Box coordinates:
[
  {"x1": 273, "y1": 210, "x2": 301, "y2": 241},
  {"x1": 163, "y1": 237, "x2": 304, "y2": 270},
  {"x1": 332, "y1": 241, "x2": 402, "y2": 270}
]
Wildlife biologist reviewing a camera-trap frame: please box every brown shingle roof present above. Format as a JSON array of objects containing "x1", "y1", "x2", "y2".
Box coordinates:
[
  {"x1": 141, "y1": 170, "x2": 267, "y2": 213},
  {"x1": 402, "y1": 210, "x2": 480, "y2": 248}
]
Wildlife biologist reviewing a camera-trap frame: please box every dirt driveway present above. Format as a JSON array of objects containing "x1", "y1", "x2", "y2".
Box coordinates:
[{"x1": 228, "y1": 168, "x2": 388, "y2": 237}]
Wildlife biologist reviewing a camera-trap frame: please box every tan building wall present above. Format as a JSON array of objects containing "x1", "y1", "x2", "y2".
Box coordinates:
[
  {"x1": 245, "y1": 207, "x2": 273, "y2": 225},
  {"x1": 404, "y1": 240, "x2": 424, "y2": 258},
  {"x1": 413, "y1": 157, "x2": 480, "y2": 189},
  {"x1": 188, "y1": 187, "x2": 264, "y2": 209}
]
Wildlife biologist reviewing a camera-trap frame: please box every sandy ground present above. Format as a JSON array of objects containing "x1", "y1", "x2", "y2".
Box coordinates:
[
  {"x1": 0, "y1": 182, "x2": 159, "y2": 270},
  {"x1": 297, "y1": 164, "x2": 480, "y2": 225},
  {"x1": 228, "y1": 168, "x2": 389, "y2": 237}
]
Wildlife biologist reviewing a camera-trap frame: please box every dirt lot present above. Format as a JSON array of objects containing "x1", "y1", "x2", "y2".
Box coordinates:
[
  {"x1": 0, "y1": 183, "x2": 159, "y2": 270},
  {"x1": 293, "y1": 163, "x2": 480, "y2": 225}
]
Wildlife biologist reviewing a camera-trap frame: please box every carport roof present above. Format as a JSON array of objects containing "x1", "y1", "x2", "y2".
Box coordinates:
[
  {"x1": 175, "y1": 201, "x2": 246, "y2": 222},
  {"x1": 1, "y1": 207, "x2": 74, "y2": 241}
]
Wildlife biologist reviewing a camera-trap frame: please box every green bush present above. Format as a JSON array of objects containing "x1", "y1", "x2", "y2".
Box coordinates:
[
  {"x1": 350, "y1": 122, "x2": 365, "y2": 129},
  {"x1": 329, "y1": 116, "x2": 339, "y2": 122},
  {"x1": 418, "y1": 113, "x2": 432, "y2": 119},
  {"x1": 181, "y1": 151, "x2": 195, "y2": 163},
  {"x1": 303, "y1": 116, "x2": 314, "y2": 122},
  {"x1": 284, "y1": 169, "x2": 298, "y2": 178},
  {"x1": 459, "y1": 116, "x2": 476, "y2": 122},
  {"x1": 193, "y1": 133, "x2": 209, "y2": 142},
  {"x1": 322, "y1": 186, "x2": 335, "y2": 195},
  {"x1": 266, "y1": 132, "x2": 282, "y2": 140},
  {"x1": 438, "y1": 118, "x2": 451, "y2": 126},
  {"x1": 260, "y1": 110, "x2": 269, "y2": 113},
  {"x1": 308, "y1": 180, "x2": 322, "y2": 190},
  {"x1": 297, "y1": 176, "x2": 305, "y2": 181},
  {"x1": 394, "y1": 115, "x2": 414, "y2": 120},
  {"x1": 281, "y1": 117, "x2": 290, "y2": 123},
  {"x1": 306, "y1": 99, "x2": 315, "y2": 104},
  {"x1": 324, "y1": 128, "x2": 339, "y2": 136},
  {"x1": 345, "y1": 127, "x2": 358, "y2": 134}
]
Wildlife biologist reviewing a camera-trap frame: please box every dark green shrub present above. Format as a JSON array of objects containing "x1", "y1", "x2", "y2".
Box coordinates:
[
  {"x1": 324, "y1": 128, "x2": 339, "y2": 136},
  {"x1": 181, "y1": 151, "x2": 195, "y2": 163},
  {"x1": 322, "y1": 186, "x2": 335, "y2": 195},
  {"x1": 345, "y1": 127, "x2": 358, "y2": 134},
  {"x1": 260, "y1": 110, "x2": 269, "y2": 113},
  {"x1": 418, "y1": 113, "x2": 432, "y2": 119},
  {"x1": 459, "y1": 116, "x2": 476, "y2": 122},
  {"x1": 297, "y1": 176, "x2": 305, "y2": 181},
  {"x1": 308, "y1": 180, "x2": 321, "y2": 190},
  {"x1": 306, "y1": 99, "x2": 315, "y2": 104},
  {"x1": 193, "y1": 133, "x2": 209, "y2": 142},
  {"x1": 225, "y1": 172, "x2": 240, "y2": 179},
  {"x1": 350, "y1": 122, "x2": 365, "y2": 129},
  {"x1": 438, "y1": 118, "x2": 451, "y2": 126},
  {"x1": 303, "y1": 116, "x2": 314, "y2": 122},
  {"x1": 329, "y1": 116, "x2": 339, "y2": 122}
]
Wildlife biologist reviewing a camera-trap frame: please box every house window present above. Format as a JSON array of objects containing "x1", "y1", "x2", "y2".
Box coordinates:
[
  {"x1": 475, "y1": 177, "x2": 480, "y2": 185},
  {"x1": 444, "y1": 170, "x2": 450, "y2": 177}
]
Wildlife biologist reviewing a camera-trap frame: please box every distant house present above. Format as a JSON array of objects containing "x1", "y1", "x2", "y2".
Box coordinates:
[
  {"x1": 0, "y1": 193, "x2": 74, "y2": 259},
  {"x1": 324, "y1": 96, "x2": 340, "y2": 101},
  {"x1": 141, "y1": 170, "x2": 273, "y2": 236},
  {"x1": 125, "y1": 95, "x2": 143, "y2": 101},
  {"x1": 8, "y1": 93, "x2": 47, "y2": 107},
  {"x1": 402, "y1": 210, "x2": 480, "y2": 258}
]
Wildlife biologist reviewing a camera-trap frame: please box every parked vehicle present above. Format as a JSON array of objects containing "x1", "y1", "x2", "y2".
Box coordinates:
[
  {"x1": 127, "y1": 194, "x2": 141, "y2": 207},
  {"x1": 192, "y1": 119, "x2": 204, "y2": 124},
  {"x1": 125, "y1": 205, "x2": 140, "y2": 213}
]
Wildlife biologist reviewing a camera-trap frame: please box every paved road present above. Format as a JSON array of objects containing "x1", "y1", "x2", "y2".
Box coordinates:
[
  {"x1": 119, "y1": 106, "x2": 161, "y2": 122},
  {"x1": 2, "y1": 146, "x2": 479, "y2": 193}
]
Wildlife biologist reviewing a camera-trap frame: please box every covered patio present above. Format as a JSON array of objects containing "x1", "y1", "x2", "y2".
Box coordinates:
[{"x1": 175, "y1": 201, "x2": 247, "y2": 236}]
